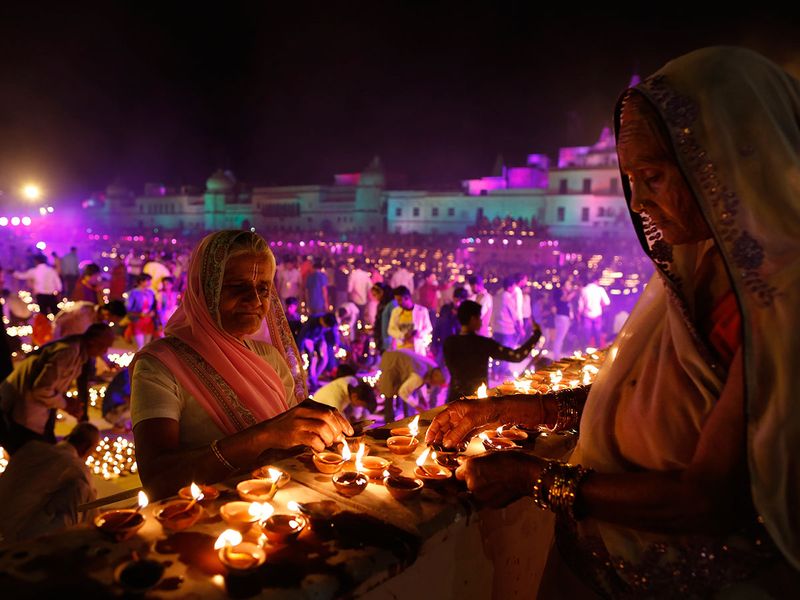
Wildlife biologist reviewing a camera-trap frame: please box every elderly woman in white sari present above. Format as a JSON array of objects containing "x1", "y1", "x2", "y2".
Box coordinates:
[
  {"x1": 131, "y1": 231, "x2": 352, "y2": 499},
  {"x1": 427, "y1": 47, "x2": 800, "y2": 597}
]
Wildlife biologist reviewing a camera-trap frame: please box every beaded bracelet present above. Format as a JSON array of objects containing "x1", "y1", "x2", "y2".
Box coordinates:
[
  {"x1": 210, "y1": 439, "x2": 236, "y2": 471},
  {"x1": 532, "y1": 460, "x2": 593, "y2": 521}
]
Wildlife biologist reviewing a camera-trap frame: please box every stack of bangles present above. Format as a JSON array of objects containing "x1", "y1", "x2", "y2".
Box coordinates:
[
  {"x1": 540, "y1": 385, "x2": 589, "y2": 433},
  {"x1": 532, "y1": 459, "x2": 593, "y2": 520}
]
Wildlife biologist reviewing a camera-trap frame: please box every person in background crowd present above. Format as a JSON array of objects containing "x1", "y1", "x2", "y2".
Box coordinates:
[
  {"x1": 71, "y1": 263, "x2": 103, "y2": 304},
  {"x1": 157, "y1": 276, "x2": 180, "y2": 330},
  {"x1": 388, "y1": 285, "x2": 433, "y2": 357},
  {"x1": 378, "y1": 284, "x2": 398, "y2": 353},
  {"x1": 276, "y1": 255, "x2": 302, "y2": 303},
  {"x1": 491, "y1": 276, "x2": 524, "y2": 376},
  {"x1": 52, "y1": 300, "x2": 127, "y2": 340},
  {"x1": 0, "y1": 323, "x2": 115, "y2": 453},
  {"x1": 297, "y1": 312, "x2": 337, "y2": 390},
  {"x1": 347, "y1": 259, "x2": 372, "y2": 319},
  {"x1": 377, "y1": 349, "x2": 447, "y2": 422},
  {"x1": 0, "y1": 422, "x2": 100, "y2": 543},
  {"x1": 467, "y1": 274, "x2": 493, "y2": 337},
  {"x1": 389, "y1": 265, "x2": 415, "y2": 296},
  {"x1": 578, "y1": 272, "x2": 611, "y2": 348},
  {"x1": 109, "y1": 253, "x2": 128, "y2": 301},
  {"x1": 444, "y1": 300, "x2": 541, "y2": 403},
  {"x1": 125, "y1": 274, "x2": 157, "y2": 349},
  {"x1": 284, "y1": 297, "x2": 302, "y2": 341},
  {"x1": 336, "y1": 301, "x2": 359, "y2": 345},
  {"x1": 13, "y1": 254, "x2": 62, "y2": 316},
  {"x1": 431, "y1": 287, "x2": 469, "y2": 362},
  {"x1": 304, "y1": 259, "x2": 329, "y2": 316},
  {"x1": 551, "y1": 273, "x2": 577, "y2": 359},
  {"x1": 143, "y1": 253, "x2": 171, "y2": 293},
  {"x1": 313, "y1": 374, "x2": 377, "y2": 422},
  {"x1": 59, "y1": 247, "x2": 80, "y2": 299},
  {"x1": 102, "y1": 367, "x2": 131, "y2": 433}
]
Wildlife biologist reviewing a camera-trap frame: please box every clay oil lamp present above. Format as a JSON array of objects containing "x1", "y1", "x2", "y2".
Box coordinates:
[
  {"x1": 260, "y1": 512, "x2": 308, "y2": 544},
  {"x1": 387, "y1": 415, "x2": 420, "y2": 455},
  {"x1": 479, "y1": 432, "x2": 519, "y2": 452},
  {"x1": 250, "y1": 465, "x2": 290, "y2": 489},
  {"x1": 95, "y1": 490, "x2": 148, "y2": 540},
  {"x1": 427, "y1": 440, "x2": 468, "y2": 456},
  {"x1": 287, "y1": 500, "x2": 338, "y2": 534},
  {"x1": 360, "y1": 455, "x2": 390, "y2": 480},
  {"x1": 413, "y1": 448, "x2": 451, "y2": 486},
  {"x1": 434, "y1": 452, "x2": 460, "y2": 471},
  {"x1": 495, "y1": 425, "x2": 528, "y2": 442},
  {"x1": 238, "y1": 468, "x2": 285, "y2": 502},
  {"x1": 156, "y1": 483, "x2": 204, "y2": 531},
  {"x1": 220, "y1": 501, "x2": 273, "y2": 533},
  {"x1": 383, "y1": 470, "x2": 423, "y2": 501},
  {"x1": 179, "y1": 483, "x2": 220, "y2": 503},
  {"x1": 331, "y1": 444, "x2": 368, "y2": 497},
  {"x1": 215, "y1": 529, "x2": 266, "y2": 571},
  {"x1": 312, "y1": 447, "x2": 346, "y2": 474},
  {"x1": 114, "y1": 556, "x2": 165, "y2": 593},
  {"x1": 390, "y1": 414, "x2": 419, "y2": 437}
]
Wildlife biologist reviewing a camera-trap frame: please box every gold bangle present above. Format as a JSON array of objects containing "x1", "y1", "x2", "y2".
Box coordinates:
[
  {"x1": 210, "y1": 439, "x2": 236, "y2": 471},
  {"x1": 532, "y1": 460, "x2": 559, "y2": 510},
  {"x1": 544, "y1": 462, "x2": 593, "y2": 521}
]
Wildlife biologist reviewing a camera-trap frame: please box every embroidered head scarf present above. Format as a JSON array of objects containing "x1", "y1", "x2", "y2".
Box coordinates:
[
  {"x1": 568, "y1": 46, "x2": 800, "y2": 590},
  {"x1": 135, "y1": 231, "x2": 307, "y2": 435}
]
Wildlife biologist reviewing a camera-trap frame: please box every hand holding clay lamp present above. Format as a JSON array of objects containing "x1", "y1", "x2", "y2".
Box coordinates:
[
  {"x1": 215, "y1": 529, "x2": 266, "y2": 571},
  {"x1": 95, "y1": 490, "x2": 148, "y2": 540}
]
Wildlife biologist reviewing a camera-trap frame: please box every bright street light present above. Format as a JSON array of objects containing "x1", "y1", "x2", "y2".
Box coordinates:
[{"x1": 21, "y1": 184, "x2": 41, "y2": 201}]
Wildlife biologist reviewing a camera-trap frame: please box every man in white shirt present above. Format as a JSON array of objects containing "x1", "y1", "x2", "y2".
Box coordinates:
[
  {"x1": 389, "y1": 266, "x2": 415, "y2": 296},
  {"x1": 491, "y1": 276, "x2": 524, "y2": 377},
  {"x1": 276, "y1": 256, "x2": 302, "y2": 303},
  {"x1": 578, "y1": 274, "x2": 611, "y2": 348},
  {"x1": 387, "y1": 286, "x2": 433, "y2": 356},
  {"x1": 347, "y1": 261, "x2": 372, "y2": 318},
  {"x1": 0, "y1": 422, "x2": 99, "y2": 543},
  {"x1": 13, "y1": 254, "x2": 62, "y2": 315},
  {"x1": 312, "y1": 375, "x2": 376, "y2": 421},
  {"x1": 468, "y1": 274, "x2": 493, "y2": 337}
]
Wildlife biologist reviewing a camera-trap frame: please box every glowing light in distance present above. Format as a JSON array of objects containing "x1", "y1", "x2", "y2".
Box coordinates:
[
  {"x1": 35, "y1": 241, "x2": 46, "y2": 251},
  {"x1": 22, "y1": 184, "x2": 41, "y2": 200},
  {"x1": 21, "y1": 217, "x2": 31, "y2": 226}
]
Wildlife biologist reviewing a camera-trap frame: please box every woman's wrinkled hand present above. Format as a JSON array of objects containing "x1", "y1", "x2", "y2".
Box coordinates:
[
  {"x1": 425, "y1": 399, "x2": 501, "y2": 448},
  {"x1": 455, "y1": 451, "x2": 542, "y2": 508},
  {"x1": 261, "y1": 399, "x2": 354, "y2": 452}
]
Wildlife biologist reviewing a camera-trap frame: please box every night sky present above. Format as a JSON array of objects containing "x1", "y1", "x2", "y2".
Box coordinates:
[{"x1": 0, "y1": 3, "x2": 797, "y2": 202}]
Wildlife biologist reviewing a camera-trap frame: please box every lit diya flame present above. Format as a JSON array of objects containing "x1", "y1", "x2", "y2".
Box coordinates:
[
  {"x1": 267, "y1": 468, "x2": 282, "y2": 498},
  {"x1": 478, "y1": 432, "x2": 491, "y2": 444},
  {"x1": 287, "y1": 500, "x2": 301, "y2": 513},
  {"x1": 355, "y1": 443, "x2": 366, "y2": 472},
  {"x1": 513, "y1": 379, "x2": 532, "y2": 394},
  {"x1": 416, "y1": 447, "x2": 434, "y2": 476},
  {"x1": 408, "y1": 415, "x2": 420, "y2": 440},
  {"x1": 341, "y1": 442, "x2": 352, "y2": 462},
  {"x1": 249, "y1": 502, "x2": 274, "y2": 523},
  {"x1": 137, "y1": 490, "x2": 149, "y2": 511},
  {"x1": 214, "y1": 529, "x2": 243, "y2": 550},
  {"x1": 476, "y1": 383, "x2": 488, "y2": 399},
  {"x1": 496, "y1": 425, "x2": 505, "y2": 436}
]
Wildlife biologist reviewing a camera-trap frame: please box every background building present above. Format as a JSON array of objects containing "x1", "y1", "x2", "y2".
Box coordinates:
[{"x1": 86, "y1": 129, "x2": 628, "y2": 239}]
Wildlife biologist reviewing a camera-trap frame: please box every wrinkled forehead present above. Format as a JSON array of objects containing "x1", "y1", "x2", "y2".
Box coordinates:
[
  {"x1": 617, "y1": 92, "x2": 675, "y2": 167},
  {"x1": 223, "y1": 253, "x2": 276, "y2": 282}
]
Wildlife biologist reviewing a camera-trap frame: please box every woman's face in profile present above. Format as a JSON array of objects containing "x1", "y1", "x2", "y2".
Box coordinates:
[
  {"x1": 618, "y1": 102, "x2": 712, "y2": 246},
  {"x1": 218, "y1": 253, "x2": 274, "y2": 339}
]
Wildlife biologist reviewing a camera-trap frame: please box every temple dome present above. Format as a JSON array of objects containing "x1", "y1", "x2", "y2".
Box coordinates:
[{"x1": 206, "y1": 169, "x2": 236, "y2": 192}]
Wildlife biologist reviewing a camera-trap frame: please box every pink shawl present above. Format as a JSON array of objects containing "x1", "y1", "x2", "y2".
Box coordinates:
[{"x1": 134, "y1": 231, "x2": 307, "y2": 435}]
